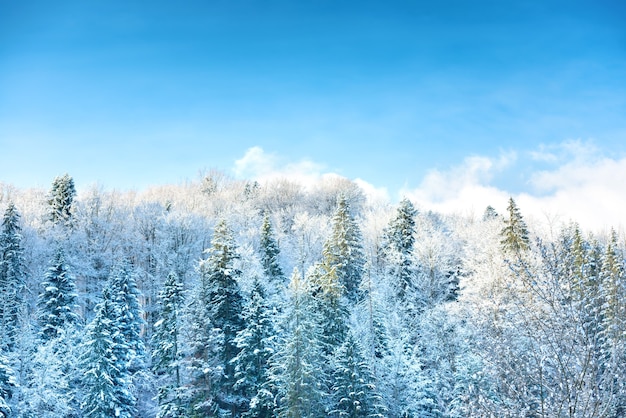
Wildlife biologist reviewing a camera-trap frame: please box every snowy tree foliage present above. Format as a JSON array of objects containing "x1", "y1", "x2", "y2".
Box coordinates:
[
  {"x1": 259, "y1": 213, "x2": 284, "y2": 283},
  {"x1": 500, "y1": 197, "x2": 530, "y2": 255},
  {"x1": 322, "y1": 195, "x2": 366, "y2": 303},
  {"x1": 231, "y1": 278, "x2": 276, "y2": 417},
  {"x1": 382, "y1": 198, "x2": 417, "y2": 299},
  {"x1": 80, "y1": 287, "x2": 135, "y2": 418},
  {"x1": 47, "y1": 173, "x2": 76, "y2": 226},
  {"x1": 1, "y1": 173, "x2": 625, "y2": 417},
  {"x1": 187, "y1": 220, "x2": 245, "y2": 416},
  {"x1": 37, "y1": 246, "x2": 80, "y2": 340},
  {"x1": 152, "y1": 271, "x2": 185, "y2": 418},
  {"x1": 108, "y1": 261, "x2": 146, "y2": 369},
  {"x1": 0, "y1": 203, "x2": 26, "y2": 351}
]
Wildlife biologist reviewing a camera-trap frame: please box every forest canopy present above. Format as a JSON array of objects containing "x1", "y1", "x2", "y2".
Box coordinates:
[{"x1": 0, "y1": 172, "x2": 624, "y2": 417}]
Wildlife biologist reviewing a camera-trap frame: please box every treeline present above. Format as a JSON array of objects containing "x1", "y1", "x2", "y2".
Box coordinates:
[{"x1": 0, "y1": 172, "x2": 624, "y2": 417}]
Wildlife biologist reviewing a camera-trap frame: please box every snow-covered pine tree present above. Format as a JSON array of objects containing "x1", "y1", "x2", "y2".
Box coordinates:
[
  {"x1": 232, "y1": 277, "x2": 277, "y2": 417},
  {"x1": 47, "y1": 173, "x2": 76, "y2": 226},
  {"x1": 152, "y1": 271, "x2": 185, "y2": 418},
  {"x1": 382, "y1": 198, "x2": 417, "y2": 299},
  {"x1": 271, "y1": 269, "x2": 327, "y2": 418},
  {"x1": 80, "y1": 287, "x2": 135, "y2": 418},
  {"x1": 189, "y1": 220, "x2": 246, "y2": 416},
  {"x1": 0, "y1": 202, "x2": 26, "y2": 351},
  {"x1": 499, "y1": 197, "x2": 529, "y2": 255},
  {"x1": 0, "y1": 354, "x2": 15, "y2": 417},
  {"x1": 259, "y1": 213, "x2": 284, "y2": 284},
  {"x1": 329, "y1": 331, "x2": 385, "y2": 418},
  {"x1": 108, "y1": 260, "x2": 146, "y2": 370},
  {"x1": 37, "y1": 246, "x2": 80, "y2": 340},
  {"x1": 322, "y1": 195, "x2": 366, "y2": 303}
]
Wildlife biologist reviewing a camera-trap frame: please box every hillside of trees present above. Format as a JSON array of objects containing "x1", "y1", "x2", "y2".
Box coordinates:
[{"x1": 0, "y1": 172, "x2": 624, "y2": 417}]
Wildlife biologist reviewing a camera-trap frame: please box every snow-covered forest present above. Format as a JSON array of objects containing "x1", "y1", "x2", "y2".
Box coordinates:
[{"x1": 0, "y1": 172, "x2": 624, "y2": 418}]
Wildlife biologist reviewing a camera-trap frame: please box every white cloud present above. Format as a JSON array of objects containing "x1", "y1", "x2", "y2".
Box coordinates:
[
  {"x1": 404, "y1": 142, "x2": 626, "y2": 233},
  {"x1": 233, "y1": 146, "x2": 325, "y2": 188}
]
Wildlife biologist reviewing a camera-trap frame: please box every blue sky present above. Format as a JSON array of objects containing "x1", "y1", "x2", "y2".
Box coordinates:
[{"x1": 1, "y1": 0, "x2": 626, "y2": 225}]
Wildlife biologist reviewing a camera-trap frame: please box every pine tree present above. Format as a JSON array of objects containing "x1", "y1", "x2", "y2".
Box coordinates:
[
  {"x1": 322, "y1": 195, "x2": 366, "y2": 303},
  {"x1": 48, "y1": 173, "x2": 76, "y2": 226},
  {"x1": 152, "y1": 271, "x2": 185, "y2": 418},
  {"x1": 37, "y1": 247, "x2": 80, "y2": 340},
  {"x1": 0, "y1": 203, "x2": 26, "y2": 351},
  {"x1": 232, "y1": 278, "x2": 277, "y2": 417},
  {"x1": 0, "y1": 354, "x2": 15, "y2": 417},
  {"x1": 189, "y1": 220, "x2": 245, "y2": 416},
  {"x1": 80, "y1": 287, "x2": 135, "y2": 418},
  {"x1": 500, "y1": 197, "x2": 530, "y2": 255},
  {"x1": 382, "y1": 198, "x2": 417, "y2": 299},
  {"x1": 260, "y1": 213, "x2": 284, "y2": 283},
  {"x1": 330, "y1": 331, "x2": 385, "y2": 418},
  {"x1": 271, "y1": 269, "x2": 327, "y2": 418},
  {"x1": 108, "y1": 261, "x2": 146, "y2": 369}
]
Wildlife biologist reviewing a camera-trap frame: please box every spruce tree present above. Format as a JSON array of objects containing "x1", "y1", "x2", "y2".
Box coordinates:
[
  {"x1": 189, "y1": 220, "x2": 245, "y2": 416},
  {"x1": 0, "y1": 202, "x2": 26, "y2": 351},
  {"x1": 232, "y1": 278, "x2": 277, "y2": 417},
  {"x1": 271, "y1": 269, "x2": 327, "y2": 418},
  {"x1": 260, "y1": 213, "x2": 284, "y2": 283},
  {"x1": 322, "y1": 195, "x2": 366, "y2": 303},
  {"x1": 330, "y1": 331, "x2": 385, "y2": 418},
  {"x1": 0, "y1": 354, "x2": 15, "y2": 417},
  {"x1": 80, "y1": 287, "x2": 135, "y2": 418},
  {"x1": 37, "y1": 247, "x2": 80, "y2": 340},
  {"x1": 108, "y1": 261, "x2": 146, "y2": 369},
  {"x1": 48, "y1": 173, "x2": 76, "y2": 226},
  {"x1": 152, "y1": 271, "x2": 185, "y2": 418},
  {"x1": 383, "y1": 198, "x2": 417, "y2": 299},
  {"x1": 500, "y1": 197, "x2": 530, "y2": 255}
]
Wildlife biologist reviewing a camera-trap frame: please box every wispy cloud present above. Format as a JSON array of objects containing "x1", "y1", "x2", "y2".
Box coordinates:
[{"x1": 404, "y1": 140, "x2": 626, "y2": 232}]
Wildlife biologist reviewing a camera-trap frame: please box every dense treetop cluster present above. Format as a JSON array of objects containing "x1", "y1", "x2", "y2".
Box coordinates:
[{"x1": 0, "y1": 172, "x2": 624, "y2": 417}]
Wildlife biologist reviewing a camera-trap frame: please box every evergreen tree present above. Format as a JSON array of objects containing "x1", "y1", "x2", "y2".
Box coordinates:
[
  {"x1": 500, "y1": 197, "x2": 530, "y2": 255},
  {"x1": 232, "y1": 278, "x2": 277, "y2": 417},
  {"x1": 271, "y1": 269, "x2": 327, "y2": 418},
  {"x1": 48, "y1": 173, "x2": 76, "y2": 226},
  {"x1": 0, "y1": 354, "x2": 15, "y2": 417},
  {"x1": 108, "y1": 261, "x2": 146, "y2": 369},
  {"x1": 152, "y1": 271, "x2": 185, "y2": 418},
  {"x1": 37, "y1": 247, "x2": 80, "y2": 340},
  {"x1": 322, "y1": 196, "x2": 366, "y2": 303},
  {"x1": 0, "y1": 203, "x2": 26, "y2": 351},
  {"x1": 330, "y1": 331, "x2": 385, "y2": 418},
  {"x1": 189, "y1": 220, "x2": 245, "y2": 416},
  {"x1": 80, "y1": 287, "x2": 135, "y2": 418},
  {"x1": 382, "y1": 198, "x2": 417, "y2": 299},
  {"x1": 259, "y1": 213, "x2": 284, "y2": 283}
]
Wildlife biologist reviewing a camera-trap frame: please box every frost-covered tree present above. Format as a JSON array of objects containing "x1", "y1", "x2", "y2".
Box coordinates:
[
  {"x1": 271, "y1": 269, "x2": 327, "y2": 418},
  {"x1": 260, "y1": 213, "x2": 284, "y2": 283},
  {"x1": 37, "y1": 247, "x2": 80, "y2": 340},
  {"x1": 188, "y1": 220, "x2": 245, "y2": 416},
  {"x1": 382, "y1": 198, "x2": 417, "y2": 299},
  {"x1": 330, "y1": 331, "x2": 385, "y2": 418},
  {"x1": 232, "y1": 278, "x2": 277, "y2": 417},
  {"x1": 500, "y1": 197, "x2": 529, "y2": 255},
  {"x1": 80, "y1": 287, "x2": 135, "y2": 418},
  {"x1": 0, "y1": 354, "x2": 15, "y2": 417},
  {"x1": 152, "y1": 271, "x2": 185, "y2": 418},
  {"x1": 48, "y1": 173, "x2": 76, "y2": 226},
  {"x1": 108, "y1": 261, "x2": 146, "y2": 370},
  {"x1": 0, "y1": 203, "x2": 26, "y2": 351},
  {"x1": 18, "y1": 336, "x2": 77, "y2": 417},
  {"x1": 322, "y1": 195, "x2": 366, "y2": 303}
]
